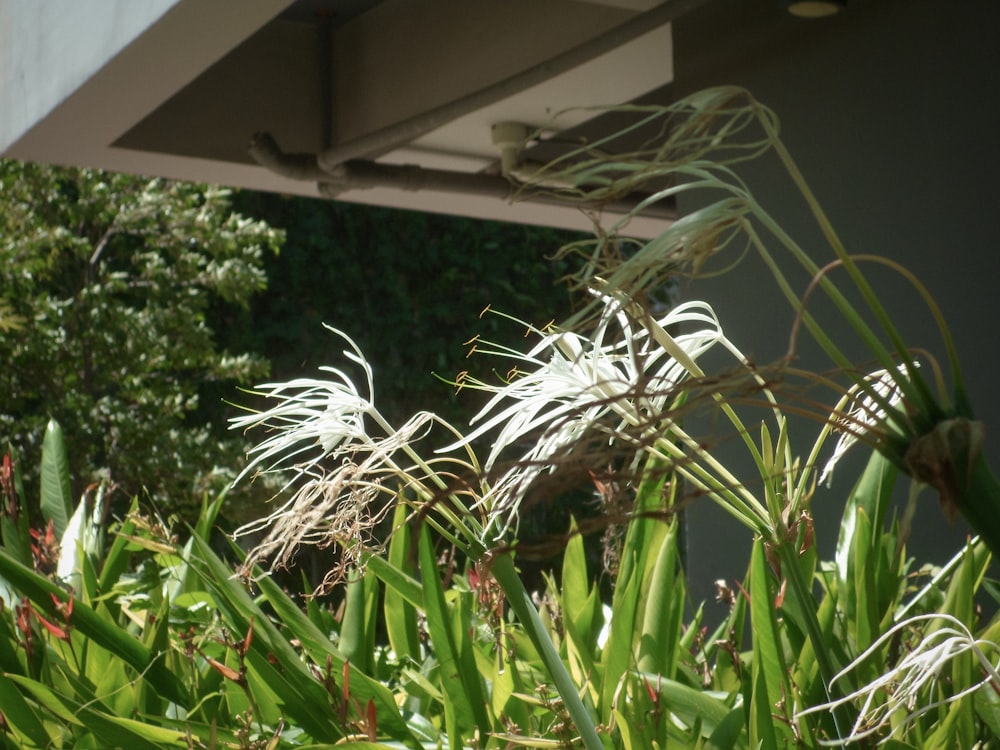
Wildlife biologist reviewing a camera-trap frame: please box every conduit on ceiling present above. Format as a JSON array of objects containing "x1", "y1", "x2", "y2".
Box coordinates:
[
  {"x1": 248, "y1": 0, "x2": 709, "y2": 222},
  {"x1": 247, "y1": 132, "x2": 677, "y2": 221}
]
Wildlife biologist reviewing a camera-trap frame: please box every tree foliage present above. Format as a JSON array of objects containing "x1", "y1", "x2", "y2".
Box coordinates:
[
  {"x1": 0, "y1": 160, "x2": 581, "y2": 528},
  {"x1": 0, "y1": 160, "x2": 282, "y2": 514}
]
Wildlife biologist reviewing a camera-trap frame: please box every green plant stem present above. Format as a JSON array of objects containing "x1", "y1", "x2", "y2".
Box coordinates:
[
  {"x1": 774, "y1": 542, "x2": 849, "y2": 742},
  {"x1": 488, "y1": 552, "x2": 605, "y2": 750},
  {"x1": 959, "y1": 453, "x2": 1000, "y2": 560},
  {"x1": 745, "y1": 217, "x2": 932, "y2": 431}
]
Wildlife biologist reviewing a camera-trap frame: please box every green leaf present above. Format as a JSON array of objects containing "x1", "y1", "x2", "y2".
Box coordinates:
[
  {"x1": 926, "y1": 539, "x2": 990, "y2": 746},
  {"x1": 4, "y1": 675, "x2": 82, "y2": 726},
  {"x1": 0, "y1": 546, "x2": 191, "y2": 706},
  {"x1": 58, "y1": 490, "x2": 104, "y2": 600},
  {"x1": 339, "y1": 573, "x2": 377, "y2": 674},
  {"x1": 367, "y1": 552, "x2": 423, "y2": 608},
  {"x1": 382, "y1": 505, "x2": 421, "y2": 661},
  {"x1": 191, "y1": 490, "x2": 226, "y2": 543},
  {"x1": 748, "y1": 540, "x2": 788, "y2": 748},
  {"x1": 0, "y1": 447, "x2": 32, "y2": 566},
  {"x1": 836, "y1": 451, "x2": 897, "y2": 646},
  {"x1": 851, "y1": 508, "x2": 875, "y2": 650},
  {"x1": 558, "y1": 517, "x2": 602, "y2": 685},
  {"x1": 489, "y1": 552, "x2": 603, "y2": 750},
  {"x1": 613, "y1": 708, "x2": 638, "y2": 750},
  {"x1": 8, "y1": 674, "x2": 188, "y2": 748},
  {"x1": 40, "y1": 419, "x2": 73, "y2": 538},
  {"x1": 705, "y1": 704, "x2": 747, "y2": 750},
  {"x1": 634, "y1": 673, "x2": 734, "y2": 735},
  {"x1": 298, "y1": 744, "x2": 399, "y2": 749},
  {"x1": 974, "y1": 682, "x2": 1000, "y2": 740},
  {"x1": 184, "y1": 538, "x2": 348, "y2": 742},
  {"x1": 0, "y1": 672, "x2": 53, "y2": 747},
  {"x1": 637, "y1": 518, "x2": 683, "y2": 678},
  {"x1": 417, "y1": 525, "x2": 489, "y2": 744},
  {"x1": 188, "y1": 536, "x2": 422, "y2": 749},
  {"x1": 601, "y1": 455, "x2": 672, "y2": 711},
  {"x1": 560, "y1": 518, "x2": 591, "y2": 624},
  {"x1": 95, "y1": 498, "x2": 140, "y2": 622}
]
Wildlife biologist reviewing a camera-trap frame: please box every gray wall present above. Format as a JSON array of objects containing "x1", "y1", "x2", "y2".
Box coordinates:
[{"x1": 669, "y1": 0, "x2": 1000, "y2": 606}]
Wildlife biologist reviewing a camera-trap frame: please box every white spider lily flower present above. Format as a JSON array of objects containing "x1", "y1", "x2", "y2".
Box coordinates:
[
  {"x1": 230, "y1": 326, "x2": 454, "y2": 571},
  {"x1": 230, "y1": 326, "x2": 377, "y2": 487},
  {"x1": 820, "y1": 364, "x2": 912, "y2": 487},
  {"x1": 796, "y1": 612, "x2": 1000, "y2": 746},
  {"x1": 443, "y1": 296, "x2": 741, "y2": 535},
  {"x1": 235, "y1": 410, "x2": 439, "y2": 573},
  {"x1": 459, "y1": 298, "x2": 734, "y2": 467}
]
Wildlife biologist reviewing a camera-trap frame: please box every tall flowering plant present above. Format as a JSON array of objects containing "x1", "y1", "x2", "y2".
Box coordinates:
[
  {"x1": 231, "y1": 87, "x2": 1000, "y2": 746},
  {"x1": 230, "y1": 293, "x2": 773, "y2": 749}
]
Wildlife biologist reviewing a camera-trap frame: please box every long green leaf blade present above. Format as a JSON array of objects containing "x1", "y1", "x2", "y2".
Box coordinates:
[
  {"x1": 0, "y1": 547, "x2": 190, "y2": 705},
  {"x1": 1, "y1": 447, "x2": 32, "y2": 567},
  {"x1": 637, "y1": 519, "x2": 682, "y2": 678},
  {"x1": 417, "y1": 525, "x2": 488, "y2": 744},
  {"x1": 383, "y1": 505, "x2": 421, "y2": 661},
  {"x1": 748, "y1": 539, "x2": 788, "y2": 748},
  {"x1": 40, "y1": 419, "x2": 73, "y2": 538},
  {"x1": 0, "y1": 672, "x2": 53, "y2": 747},
  {"x1": 9, "y1": 674, "x2": 187, "y2": 748},
  {"x1": 339, "y1": 573, "x2": 376, "y2": 674},
  {"x1": 188, "y1": 535, "x2": 422, "y2": 749}
]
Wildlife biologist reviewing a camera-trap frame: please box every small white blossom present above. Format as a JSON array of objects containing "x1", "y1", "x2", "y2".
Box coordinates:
[
  {"x1": 444, "y1": 295, "x2": 743, "y2": 536},
  {"x1": 820, "y1": 364, "x2": 912, "y2": 486},
  {"x1": 796, "y1": 612, "x2": 1000, "y2": 745}
]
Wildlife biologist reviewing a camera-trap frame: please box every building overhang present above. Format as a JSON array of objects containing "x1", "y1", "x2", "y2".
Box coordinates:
[{"x1": 1, "y1": 0, "x2": 703, "y2": 237}]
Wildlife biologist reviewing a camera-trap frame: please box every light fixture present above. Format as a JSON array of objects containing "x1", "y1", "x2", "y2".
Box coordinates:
[{"x1": 785, "y1": 0, "x2": 846, "y2": 17}]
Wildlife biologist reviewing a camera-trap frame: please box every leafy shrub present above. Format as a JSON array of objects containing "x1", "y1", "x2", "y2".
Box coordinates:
[{"x1": 0, "y1": 161, "x2": 282, "y2": 514}]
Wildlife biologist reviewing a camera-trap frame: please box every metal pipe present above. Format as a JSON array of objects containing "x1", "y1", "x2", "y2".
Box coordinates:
[
  {"x1": 249, "y1": 132, "x2": 675, "y2": 220},
  {"x1": 316, "y1": 0, "x2": 711, "y2": 171},
  {"x1": 247, "y1": 132, "x2": 328, "y2": 181},
  {"x1": 316, "y1": 159, "x2": 677, "y2": 221},
  {"x1": 320, "y1": 159, "x2": 514, "y2": 197}
]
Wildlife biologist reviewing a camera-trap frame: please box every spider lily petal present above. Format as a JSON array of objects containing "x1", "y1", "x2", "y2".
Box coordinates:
[
  {"x1": 455, "y1": 298, "x2": 732, "y2": 461},
  {"x1": 230, "y1": 327, "x2": 376, "y2": 486},
  {"x1": 444, "y1": 295, "x2": 739, "y2": 536},
  {"x1": 234, "y1": 412, "x2": 440, "y2": 574},
  {"x1": 230, "y1": 327, "x2": 459, "y2": 571},
  {"x1": 796, "y1": 612, "x2": 1000, "y2": 745},
  {"x1": 820, "y1": 364, "x2": 913, "y2": 486}
]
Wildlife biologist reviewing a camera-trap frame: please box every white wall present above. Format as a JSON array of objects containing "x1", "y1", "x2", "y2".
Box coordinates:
[{"x1": 0, "y1": 0, "x2": 175, "y2": 151}]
